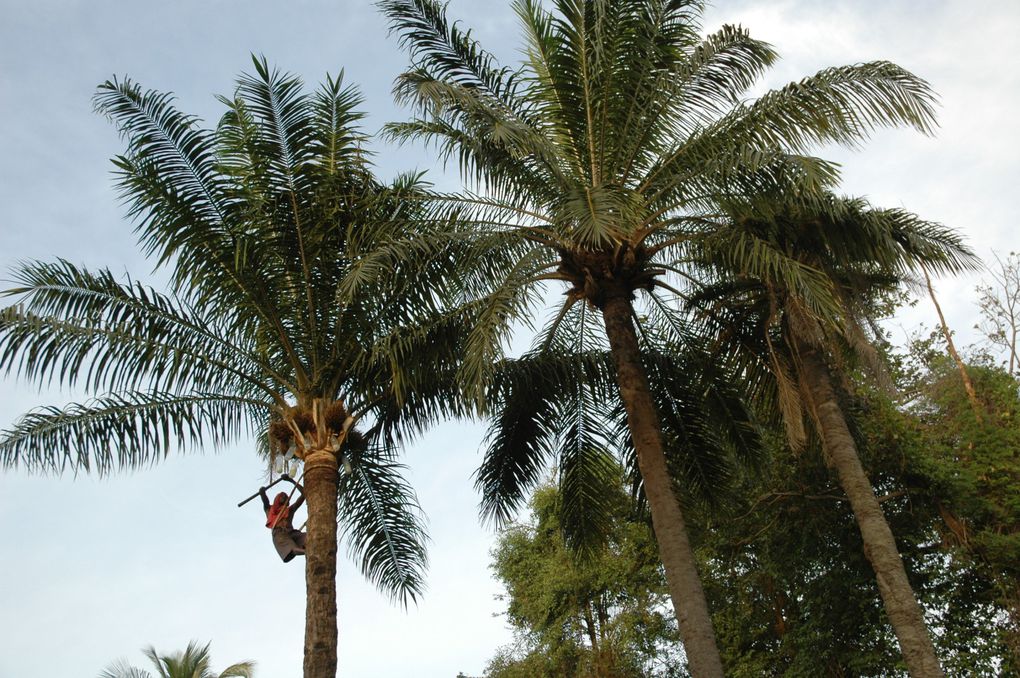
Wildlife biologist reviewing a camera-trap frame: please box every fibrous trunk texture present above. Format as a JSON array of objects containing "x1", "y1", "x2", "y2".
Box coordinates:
[
  {"x1": 601, "y1": 293, "x2": 725, "y2": 678},
  {"x1": 303, "y1": 449, "x2": 339, "y2": 678},
  {"x1": 799, "y1": 347, "x2": 944, "y2": 677}
]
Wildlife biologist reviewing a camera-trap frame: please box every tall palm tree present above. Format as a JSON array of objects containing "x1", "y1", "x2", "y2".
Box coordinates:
[
  {"x1": 380, "y1": 1, "x2": 938, "y2": 674},
  {"x1": 689, "y1": 194, "x2": 976, "y2": 676},
  {"x1": 99, "y1": 641, "x2": 253, "y2": 678},
  {"x1": 0, "y1": 58, "x2": 470, "y2": 678}
]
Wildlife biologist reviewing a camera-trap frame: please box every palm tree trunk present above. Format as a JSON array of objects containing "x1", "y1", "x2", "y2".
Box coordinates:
[
  {"x1": 303, "y1": 449, "x2": 339, "y2": 678},
  {"x1": 798, "y1": 346, "x2": 944, "y2": 677},
  {"x1": 601, "y1": 293, "x2": 725, "y2": 678}
]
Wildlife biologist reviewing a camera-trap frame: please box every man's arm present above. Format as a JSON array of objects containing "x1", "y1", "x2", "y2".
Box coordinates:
[
  {"x1": 259, "y1": 487, "x2": 270, "y2": 512},
  {"x1": 281, "y1": 476, "x2": 305, "y2": 512}
]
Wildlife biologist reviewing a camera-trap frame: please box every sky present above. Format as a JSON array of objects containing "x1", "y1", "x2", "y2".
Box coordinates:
[{"x1": 1, "y1": 1, "x2": 1018, "y2": 677}]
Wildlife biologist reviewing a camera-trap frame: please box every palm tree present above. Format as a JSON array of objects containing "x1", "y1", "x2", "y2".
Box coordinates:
[
  {"x1": 0, "y1": 58, "x2": 470, "y2": 678},
  {"x1": 99, "y1": 641, "x2": 253, "y2": 678},
  {"x1": 380, "y1": 1, "x2": 939, "y2": 674},
  {"x1": 689, "y1": 194, "x2": 976, "y2": 676}
]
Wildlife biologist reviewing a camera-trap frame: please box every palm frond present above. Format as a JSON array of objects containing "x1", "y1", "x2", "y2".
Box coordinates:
[
  {"x1": 312, "y1": 70, "x2": 369, "y2": 176},
  {"x1": 93, "y1": 77, "x2": 230, "y2": 267},
  {"x1": 0, "y1": 260, "x2": 285, "y2": 398},
  {"x1": 557, "y1": 426, "x2": 620, "y2": 556},
  {"x1": 458, "y1": 244, "x2": 553, "y2": 401},
  {"x1": 872, "y1": 207, "x2": 979, "y2": 276},
  {"x1": 355, "y1": 304, "x2": 475, "y2": 446},
  {"x1": 0, "y1": 391, "x2": 267, "y2": 475},
  {"x1": 476, "y1": 358, "x2": 562, "y2": 525},
  {"x1": 382, "y1": 0, "x2": 526, "y2": 114},
  {"x1": 731, "y1": 60, "x2": 937, "y2": 151},
  {"x1": 216, "y1": 663, "x2": 256, "y2": 678},
  {"x1": 338, "y1": 444, "x2": 429, "y2": 606},
  {"x1": 98, "y1": 660, "x2": 153, "y2": 678}
]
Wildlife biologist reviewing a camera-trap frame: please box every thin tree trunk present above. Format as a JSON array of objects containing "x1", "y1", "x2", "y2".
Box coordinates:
[
  {"x1": 762, "y1": 574, "x2": 788, "y2": 638},
  {"x1": 582, "y1": 601, "x2": 605, "y2": 678},
  {"x1": 601, "y1": 293, "x2": 725, "y2": 678},
  {"x1": 1009, "y1": 326, "x2": 1016, "y2": 376},
  {"x1": 799, "y1": 346, "x2": 944, "y2": 677},
  {"x1": 303, "y1": 449, "x2": 339, "y2": 678},
  {"x1": 923, "y1": 266, "x2": 982, "y2": 422}
]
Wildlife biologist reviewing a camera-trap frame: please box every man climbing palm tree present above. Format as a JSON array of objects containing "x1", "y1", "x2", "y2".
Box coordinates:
[
  {"x1": 260, "y1": 480, "x2": 307, "y2": 563},
  {"x1": 1, "y1": 57, "x2": 473, "y2": 678}
]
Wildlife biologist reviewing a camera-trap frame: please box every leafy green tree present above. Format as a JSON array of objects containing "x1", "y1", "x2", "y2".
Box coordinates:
[
  {"x1": 903, "y1": 349, "x2": 1020, "y2": 670},
  {"x1": 487, "y1": 469, "x2": 684, "y2": 678},
  {"x1": 678, "y1": 285, "x2": 1016, "y2": 675},
  {"x1": 696, "y1": 385, "x2": 1013, "y2": 676},
  {"x1": 381, "y1": 1, "x2": 938, "y2": 673},
  {"x1": 0, "y1": 59, "x2": 469, "y2": 678},
  {"x1": 490, "y1": 341, "x2": 1016, "y2": 675},
  {"x1": 690, "y1": 195, "x2": 975, "y2": 675},
  {"x1": 99, "y1": 641, "x2": 253, "y2": 678}
]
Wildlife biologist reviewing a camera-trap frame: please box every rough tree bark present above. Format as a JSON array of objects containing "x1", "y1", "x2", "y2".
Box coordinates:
[
  {"x1": 799, "y1": 346, "x2": 944, "y2": 678},
  {"x1": 601, "y1": 292, "x2": 725, "y2": 678},
  {"x1": 303, "y1": 449, "x2": 339, "y2": 678}
]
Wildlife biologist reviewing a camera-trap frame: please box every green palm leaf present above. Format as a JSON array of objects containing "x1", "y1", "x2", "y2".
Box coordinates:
[
  {"x1": 99, "y1": 641, "x2": 253, "y2": 678},
  {"x1": 0, "y1": 391, "x2": 265, "y2": 475},
  {"x1": 1, "y1": 260, "x2": 285, "y2": 397},
  {"x1": 338, "y1": 445, "x2": 429, "y2": 606}
]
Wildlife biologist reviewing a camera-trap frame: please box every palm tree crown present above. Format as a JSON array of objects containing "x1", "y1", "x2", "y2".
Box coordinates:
[
  {"x1": 0, "y1": 56, "x2": 453, "y2": 598},
  {"x1": 99, "y1": 641, "x2": 253, "y2": 678},
  {"x1": 692, "y1": 194, "x2": 977, "y2": 443},
  {"x1": 382, "y1": 0, "x2": 936, "y2": 369}
]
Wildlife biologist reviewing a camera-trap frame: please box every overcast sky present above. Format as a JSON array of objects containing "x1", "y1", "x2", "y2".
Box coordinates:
[{"x1": 1, "y1": 1, "x2": 1018, "y2": 677}]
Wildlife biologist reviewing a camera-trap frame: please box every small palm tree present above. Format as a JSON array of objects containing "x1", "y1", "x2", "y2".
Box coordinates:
[
  {"x1": 99, "y1": 641, "x2": 253, "y2": 678},
  {"x1": 0, "y1": 58, "x2": 470, "y2": 678},
  {"x1": 689, "y1": 193, "x2": 976, "y2": 676},
  {"x1": 381, "y1": 1, "x2": 939, "y2": 674}
]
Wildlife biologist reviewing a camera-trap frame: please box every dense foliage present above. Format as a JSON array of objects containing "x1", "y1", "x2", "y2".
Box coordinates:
[
  {"x1": 486, "y1": 296, "x2": 1020, "y2": 676},
  {"x1": 487, "y1": 469, "x2": 684, "y2": 678},
  {"x1": 695, "y1": 388, "x2": 1014, "y2": 676}
]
